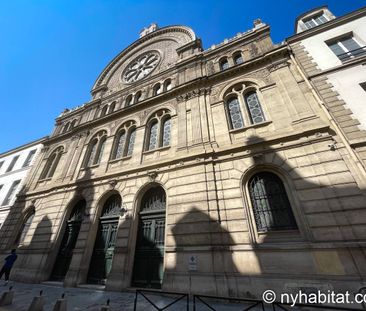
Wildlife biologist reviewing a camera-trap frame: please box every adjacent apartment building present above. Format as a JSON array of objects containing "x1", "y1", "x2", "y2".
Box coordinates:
[
  {"x1": 287, "y1": 5, "x2": 366, "y2": 167},
  {"x1": 0, "y1": 138, "x2": 45, "y2": 228},
  {"x1": 0, "y1": 6, "x2": 365, "y2": 300}
]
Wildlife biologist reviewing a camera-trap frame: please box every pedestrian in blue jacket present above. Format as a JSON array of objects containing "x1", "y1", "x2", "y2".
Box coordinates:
[{"x1": 0, "y1": 249, "x2": 17, "y2": 285}]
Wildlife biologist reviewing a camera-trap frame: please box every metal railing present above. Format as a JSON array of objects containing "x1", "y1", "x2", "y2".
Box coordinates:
[
  {"x1": 133, "y1": 289, "x2": 189, "y2": 311},
  {"x1": 338, "y1": 46, "x2": 366, "y2": 62},
  {"x1": 193, "y1": 294, "x2": 265, "y2": 311}
]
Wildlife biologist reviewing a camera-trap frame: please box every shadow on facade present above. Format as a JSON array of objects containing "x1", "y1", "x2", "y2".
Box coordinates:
[
  {"x1": 1, "y1": 134, "x2": 366, "y2": 300},
  {"x1": 162, "y1": 133, "x2": 366, "y2": 299}
]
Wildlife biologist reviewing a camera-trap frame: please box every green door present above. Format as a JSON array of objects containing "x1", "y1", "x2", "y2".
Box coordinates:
[
  {"x1": 87, "y1": 194, "x2": 121, "y2": 284},
  {"x1": 132, "y1": 186, "x2": 166, "y2": 288},
  {"x1": 51, "y1": 200, "x2": 85, "y2": 281}
]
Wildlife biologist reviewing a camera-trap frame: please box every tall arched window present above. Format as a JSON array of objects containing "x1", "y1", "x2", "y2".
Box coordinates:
[
  {"x1": 162, "y1": 117, "x2": 171, "y2": 147},
  {"x1": 17, "y1": 211, "x2": 35, "y2": 245},
  {"x1": 248, "y1": 172, "x2": 297, "y2": 232},
  {"x1": 224, "y1": 83, "x2": 266, "y2": 130},
  {"x1": 95, "y1": 137, "x2": 106, "y2": 164},
  {"x1": 111, "y1": 121, "x2": 136, "y2": 159},
  {"x1": 126, "y1": 128, "x2": 136, "y2": 156},
  {"x1": 125, "y1": 95, "x2": 133, "y2": 107},
  {"x1": 227, "y1": 97, "x2": 245, "y2": 129},
  {"x1": 233, "y1": 52, "x2": 243, "y2": 65},
  {"x1": 146, "y1": 110, "x2": 172, "y2": 151},
  {"x1": 113, "y1": 131, "x2": 126, "y2": 159},
  {"x1": 84, "y1": 131, "x2": 107, "y2": 167},
  {"x1": 220, "y1": 58, "x2": 229, "y2": 71},
  {"x1": 148, "y1": 121, "x2": 158, "y2": 150},
  {"x1": 245, "y1": 91, "x2": 265, "y2": 124},
  {"x1": 40, "y1": 146, "x2": 64, "y2": 179},
  {"x1": 163, "y1": 79, "x2": 172, "y2": 91}
]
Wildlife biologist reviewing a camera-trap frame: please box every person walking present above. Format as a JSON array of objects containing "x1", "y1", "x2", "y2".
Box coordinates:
[{"x1": 0, "y1": 249, "x2": 17, "y2": 285}]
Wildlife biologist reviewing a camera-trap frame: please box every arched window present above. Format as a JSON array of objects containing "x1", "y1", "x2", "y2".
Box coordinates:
[
  {"x1": 224, "y1": 83, "x2": 266, "y2": 130},
  {"x1": 113, "y1": 131, "x2": 126, "y2": 159},
  {"x1": 227, "y1": 97, "x2": 245, "y2": 129},
  {"x1": 233, "y1": 52, "x2": 243, "y2": 65},
  {"x1": 95, "y1": 137, "x2": 106, "y2": 164},
  {"x1": 134, "y1": 91, "x2": 142, "y2": 104},
  {"x1": 162, "y1": 117, "x2": 171, "y2": 147},
  {"x1": 148, "y1": 121, "x2": 158, "y2": 150},
  {"x1": 126, "y1": 128, "x2": 136, "y2": 156},
  {"x1": 70, "y1": 119, "x2": 78, "y2": 129},
  {"x1": 17, "y1": 211, "x2": 35, "y2": 245},
  {"x1": 108, "y1": 102, "x2": 116, "y2": 114},
  {"x1": 62, "y1": 122, "x2": 70, "y2": 133},
  {"x1": 84, "y1": 131, "x2": 107, "y2": 167},
  {"x1": 100, "y1": 105, "x2": 108, "y2": 117},
  {"x1": 146, "y1": 110, "x2": 172, "y2": 151},
  {"x1": 40, "y1": 146, "x2": 64, "y2": 179},
  {"x1": 163, "y1": 79, "x2": 172, "y2": 91},
  {"x1": 111, "y1": 121, "x2": 136, "y2": 159},
  {"x1": 153, "y1": 84, "x2": 162, "y2": 96},
  {"x1": 220, "y1": 58, "x2": 229, "y2": 71},
  {"x1": 248, "y1": 172, "x2": 298, "y2": 232},
  {"x1": 244, "y1": 91, "x2": 265, "y2": 124},
  {"x1": 125, "y1": 95, "x2": 133, "y2": 107}
]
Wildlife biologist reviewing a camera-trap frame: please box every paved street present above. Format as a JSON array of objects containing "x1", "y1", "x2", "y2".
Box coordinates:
[{"x1": 0, "y1": 281, "x2": 270, "y2": 310}]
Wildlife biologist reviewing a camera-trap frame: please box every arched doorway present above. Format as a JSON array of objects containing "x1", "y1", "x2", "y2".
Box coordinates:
[
  {"x1": 51, "y1": 199, "x2": 85, "y2": 281},
  {"x1": 132, "y1": 186, "x2": 166, "y2": 288},
  {"x1": 87, "y1": 194, "x2": 120, "y2": 284}
]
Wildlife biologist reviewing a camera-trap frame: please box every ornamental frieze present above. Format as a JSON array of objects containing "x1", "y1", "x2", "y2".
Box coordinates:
[{"x1": 176, "y1": 88, "x2": 211, "y2": 102}]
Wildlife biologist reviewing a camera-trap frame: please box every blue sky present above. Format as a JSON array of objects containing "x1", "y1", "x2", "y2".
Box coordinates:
[{"x1": 0, "y1": 0, "x2": 364, "y2": 152}]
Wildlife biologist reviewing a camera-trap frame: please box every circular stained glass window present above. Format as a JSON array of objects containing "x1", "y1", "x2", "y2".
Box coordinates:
[{"x1": 122, "y1": 51, "x2": 160, "y2": 83}]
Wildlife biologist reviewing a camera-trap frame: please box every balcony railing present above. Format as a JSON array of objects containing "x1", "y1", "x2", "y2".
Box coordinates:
[{"x1": 338, "y1": 46, "x2": 366, "y2": 62}]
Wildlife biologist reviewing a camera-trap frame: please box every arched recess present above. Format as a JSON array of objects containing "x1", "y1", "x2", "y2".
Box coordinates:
[
  {"x1": 132, "y1": 185, "x2": 166, "y2": 288},
  {"x1": 50, "y1": 199, "x2": 86, "y2": 281},
  {"x1": 87, "y1": 193, "x2": 121, "y2": 284}
]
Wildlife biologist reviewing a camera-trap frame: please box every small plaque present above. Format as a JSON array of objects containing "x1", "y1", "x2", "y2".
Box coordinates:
[{"x1": 188, "y1": 255, "x2": 197, "y2": 271}]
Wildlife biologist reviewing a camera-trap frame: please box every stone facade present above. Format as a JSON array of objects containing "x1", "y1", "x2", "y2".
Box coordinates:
[{"x1": 1, "y1": 17, "x2": 366, "y2": 299}]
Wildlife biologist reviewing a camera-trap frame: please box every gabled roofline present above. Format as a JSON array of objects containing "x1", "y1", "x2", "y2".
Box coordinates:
[{"x1": 91, "y1": 25, "x2": 196, "y2": 93}]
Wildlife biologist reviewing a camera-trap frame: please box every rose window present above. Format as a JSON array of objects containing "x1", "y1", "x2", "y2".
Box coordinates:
[{"x1": 123, "y1": 51, "x2": 160, "y2": 83}]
